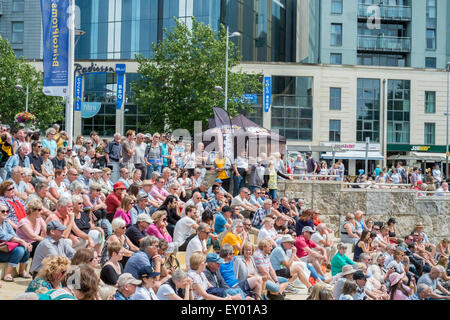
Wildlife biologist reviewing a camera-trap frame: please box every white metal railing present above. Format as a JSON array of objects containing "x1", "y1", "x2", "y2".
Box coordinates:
[
  {"x1": 358, "y1": 35, "x2": 411, "y2": 52},
  {"x1": 358, "y1": 4, "x2": 412, "y2": 21}
]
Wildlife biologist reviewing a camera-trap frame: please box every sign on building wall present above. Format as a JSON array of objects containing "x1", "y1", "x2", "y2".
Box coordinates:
[
  {"x1": 264, "y1": 77, "x2": 271, "y2": 112},
  {"x1": 41, "y1": 0, "x2": 70, "y2": 97},
  {"x1": 81, "y1": 102, "x2": 101, "y2": 118}
]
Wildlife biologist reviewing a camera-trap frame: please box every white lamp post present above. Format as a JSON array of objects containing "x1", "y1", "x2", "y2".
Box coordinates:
[
  {"x1": 15, "y1": 84, "x2": 29, "y2": 112},
  {"x1": 224, "y1": 26, "x2": 240, "y2": 111}
]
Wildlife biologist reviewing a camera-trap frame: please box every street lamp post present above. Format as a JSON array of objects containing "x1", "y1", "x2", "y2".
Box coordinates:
[
  {"x1": 446, "y1": 62, "x2": 450, "y2": 179},
  {"x1": 224, "y1": 26, "x2": 240, "y2": 111},
  {"x1": 15, "y1": 84, "x2": 29, "y2": 112}
]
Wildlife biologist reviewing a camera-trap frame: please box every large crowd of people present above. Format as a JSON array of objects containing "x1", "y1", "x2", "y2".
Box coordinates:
[{"x1": 0, "y1": 124, "x2": 449, "y2": 300}]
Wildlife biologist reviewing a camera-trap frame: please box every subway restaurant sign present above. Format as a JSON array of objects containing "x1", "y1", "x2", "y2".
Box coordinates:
[{"x1": 387, "y1": 144, "x2": 446, "y2": 153}]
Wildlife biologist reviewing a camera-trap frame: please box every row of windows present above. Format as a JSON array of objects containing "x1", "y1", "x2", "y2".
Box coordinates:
[{"x1": 328, "y1": 119, "x2": 436, "y2": 145}]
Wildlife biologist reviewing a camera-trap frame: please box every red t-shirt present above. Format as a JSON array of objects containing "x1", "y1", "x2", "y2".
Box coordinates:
[
  {"x1": 105, "y1": 192, "x2": 122, "y2": 214},
  {"x1": 294, "y1": 235, "x2": 317, "y2": 258}
]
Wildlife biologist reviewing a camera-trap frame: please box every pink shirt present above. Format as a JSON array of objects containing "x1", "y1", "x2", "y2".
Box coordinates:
[
  {"x1": 392, "y1": 284, "x2": 411, "y2": 300},
  {"x1": 150, "y1": 186, "x2": 169, "y2": 200},
  {"x1": 16, "y1": 217, "x2": 47, "y2": 243},
  {"x1": 146, "y1": 224, "x2": 172, "y2": 242},
  {"x1": 113, "y1": 209, "x2": 132, "y2": 227}
]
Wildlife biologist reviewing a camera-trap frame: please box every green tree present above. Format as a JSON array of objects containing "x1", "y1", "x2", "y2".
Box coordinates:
[
  {"x1": 0, "y1": 37, "x2": 64, "y2": 131},
  {"x1": 132, "y1": 18, "x2": 263, "y2": 133}
]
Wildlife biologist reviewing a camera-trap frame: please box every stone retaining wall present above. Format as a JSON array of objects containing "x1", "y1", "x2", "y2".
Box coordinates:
[{"x1": 278, "y1": 181, "x2": 450, "y2": 244}]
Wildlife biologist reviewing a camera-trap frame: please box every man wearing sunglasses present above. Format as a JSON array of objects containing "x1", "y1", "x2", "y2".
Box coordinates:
[{"x1": 28, "y1": 140, "x2": 46, "y2": 183}]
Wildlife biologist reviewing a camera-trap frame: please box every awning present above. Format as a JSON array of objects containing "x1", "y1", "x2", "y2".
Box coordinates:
[
  {"x1": 321, "y1": 151, "x2": 384, "y2": 161},
  {"x1": 410, "y1": 152, "x2": 447, "y2": 161}
]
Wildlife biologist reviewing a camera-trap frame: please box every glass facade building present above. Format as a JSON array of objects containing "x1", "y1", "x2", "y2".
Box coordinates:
[
  {"x1": 387, "y1": 79, "x2": 410, "y2": 144},
  {"x1": 75, "y1": 0, "x2": 297, "y2": 63},
  {"x1": 357, "y1": 78, "x2": 380, "y2": 143}
]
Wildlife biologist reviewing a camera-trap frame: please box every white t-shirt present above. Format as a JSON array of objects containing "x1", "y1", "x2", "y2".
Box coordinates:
[
  {"x1": 130, "y1": 286, "x2": 159, "y2": 300},
  {"x1": 186, "y1": 235, "x2": 206, "y2": 270},
  {"x1": 257, "y1": 227, "x2": 277, "y2": 243},
  {"x1": 187, "y1": 270, "x2": 210, "y2": 300},
  {"x1": 49, "y1": 180, "x2": 67, "y2": 195},
  {"x1": 156, "y1": 284, "x2": 177, "y2": 300},
  {"x1": 173, "y1": 216, "x2": 197, "y2": 245}
]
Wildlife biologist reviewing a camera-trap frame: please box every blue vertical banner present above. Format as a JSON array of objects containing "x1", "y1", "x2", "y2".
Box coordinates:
[
  {"x1": 264, "y1": 76, "x2": 271, "y2": 112},
  {"x1": 41, "y1": 0, "x2": 70, "y2": 97},
  {"x1": 116, "y1": 64, "x2": 126, "y2": 110},
  {"x1": 74, "y1": 76, "x2": 82, "y2": 111}
]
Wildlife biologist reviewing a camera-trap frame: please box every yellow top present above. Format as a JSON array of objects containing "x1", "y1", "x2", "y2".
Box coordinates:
[
  {"x1": 221, "y1": 232, "x2": 242, "y2": 256},
  {"x1": 215, "y1": 157, "x2": 229, "y2": 180}
]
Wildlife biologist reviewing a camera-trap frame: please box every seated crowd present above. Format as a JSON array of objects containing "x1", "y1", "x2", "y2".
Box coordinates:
[{"x1": 0, "y1": 125, "x2": 448, "y2": 300}]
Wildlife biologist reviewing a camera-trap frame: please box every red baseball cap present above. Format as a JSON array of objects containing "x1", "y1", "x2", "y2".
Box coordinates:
[{"x1": 113, "y1": 182, "x2": 127, "y2": 190}]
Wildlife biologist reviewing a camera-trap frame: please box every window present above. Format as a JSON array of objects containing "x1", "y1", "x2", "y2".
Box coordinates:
[
  {"x1": 387, "y1": 79, "x2": 410, "y2": 144},
  {"x1": 424, "y1": 123, "x2": 435, "y2": 145},
  {"x1": 425, "y1": 91, "x2": 436, "y2": 113},
  {"x1": 331, "y1": 23, "x2": 342, "y2": 46},
  {"x1": 329, "y1": 120, "x2": 341, "y2": 142},
  {"x1": 12, "y1": 0, "x2": 25, "y2": 12},
  {"x1": 271, "y1": 76, "x2": 313, "y2": 141},
  {"x1": 357, "y1": 78, "x2": 380, "y2": 143},
  {"x1": 425, "y1": 57, "x2": 436, "y2": 68},
  {"x1": 427, "y1": 0, "x2": 437, "y2": 20},
  {"x1": 11, "y1": 22, "x2": 24, "y2": 44},
  {"x1": 426, "y1": 29, "x2": 436, "y2": 50},
  {"x1": 330, "y1": 53, "x2": 342, "y2": 64},
  {"x1": 331, "y1": 0, "x2": 343, "y2": 14},
  {"x1": 330, "y1": 88, "x2": 341, "y2": 110},
  {"x1": 13, "y1": 49, "x2": 23, "y2": 58}
]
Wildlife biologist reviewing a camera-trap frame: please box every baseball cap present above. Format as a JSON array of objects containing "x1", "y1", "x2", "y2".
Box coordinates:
[
  {"x1": 92, "y1": 169, "x2": 102, "y2": 174},
  {"x1": 280, "y1": 235, "x2": 295, "y2": 243},
  {"x1": 136, "y1": 193, "x2": 148, "y2": 201},
  {"x1": 137, "y1": 266, "x2": 160, "y2": 279},
  {"x1": 302, "y1": 226, "x2": 315, "y2": 234},
  {"x1": 113, "y1": 182, "x2": 127, "y2": 190},
  {"x1": 353, "y1": 271, "x2": 369, "y2": 281},
  {"x1": 47, "y1": 220, "x2": 67, "y2": 231},
  {"x1": 136, "y1": 214, "x2": 153, "y2": 224},
  {"x1": 117, "y1": 273, "x2": 142, "y2": 287},
  {"x1": 206, "y1": 253, "x2": 224, "y2": 264},
  {"x1": 214, "y1": 179, "x2": 223, "y2": 184}
]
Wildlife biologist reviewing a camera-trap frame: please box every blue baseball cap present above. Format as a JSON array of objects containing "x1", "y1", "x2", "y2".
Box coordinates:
[
  {"x1": 47, "y1": 220, "x2": 67, "y2": 231},
  {"x1": 206, "y1": 253, "x2": 224, "y2": 264},
  {"x1": 214, "y1": 179, "x2": 223, "y2": 184},
  {"x1": 137, "y1": 265, "x2": 160, "y2": 279}
]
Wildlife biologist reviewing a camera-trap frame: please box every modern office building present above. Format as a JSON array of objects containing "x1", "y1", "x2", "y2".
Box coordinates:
[{"x1": 1, "y1": 0, "x2": 450, "y2": 174}]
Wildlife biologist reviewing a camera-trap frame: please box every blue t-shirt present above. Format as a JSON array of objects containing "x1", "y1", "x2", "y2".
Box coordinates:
[
  {"x1": 269, "y1": 247, "x2": 288, "y2": 271},
  {"x1": 375, "y1": 167, "x2": 382, "y2": 177},
  {"x1": 219, "y1": 260, "x2": 239, "y2": 287},
  {"x1": 214, "y1": 213, "x2": 227, "y2": 234}
]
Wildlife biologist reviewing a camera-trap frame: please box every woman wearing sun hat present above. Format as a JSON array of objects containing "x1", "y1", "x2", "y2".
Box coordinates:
[{"x1": 389, "y1": 272, "x2": 413, "y2": 300}]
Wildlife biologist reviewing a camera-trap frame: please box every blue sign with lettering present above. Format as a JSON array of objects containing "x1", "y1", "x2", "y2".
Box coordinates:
[
  {"x1": 74, "y1": 76, "x2": 82, "y2": 111},
  {"x1": 81, "y1": 102, "x2": 102, "y2": 119},
  {"x1": 41, "y1": 0, "x2": 70, "y2": 97},
  {"x1": 116, "y1": 74, "x2": 124, "y2": 110},
  {"x1": 115, "y1": 64, "x2": 126, "y2": 74},
  {"x1": 264, "y1": 77, "x2": 271, "y2": 112},
  {"x1": 243, "y1": 94, "x2": 258, "y2": 105}
]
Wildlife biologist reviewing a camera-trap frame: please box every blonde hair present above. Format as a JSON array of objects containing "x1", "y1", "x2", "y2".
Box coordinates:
[
  {"x1": 36, "y1": 255, "x2": 71, "y2": 282},
  {"x1": 26, "y1": 198, "x2": 43, "y2": 213},
  {"x1": 258, "y1": 239, "x2": 271, "y2": 250},
  {"x1": 151, "y1": 210, "x2": 167, "y2": 223},
  {"x1": 306, "y1": 283, "x2": 330, "y2": 300},
  {"x1": 98, "y1": 285, "x2": 116, "y2": 300},
  {"x1": 120, "y1": 195, "x2": 134, "y2": 211},
  {"x1": 189, "y1": 252, "x2": 206, "y2": 271}
]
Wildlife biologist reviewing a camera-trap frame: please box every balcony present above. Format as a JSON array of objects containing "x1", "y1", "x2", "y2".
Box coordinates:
[
  {"x1": 358, "y1": 35, "x2": 411, "y2": 53},
  {"x1": 358, "y1": 4, "x2": 412, "y2": 22}
]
